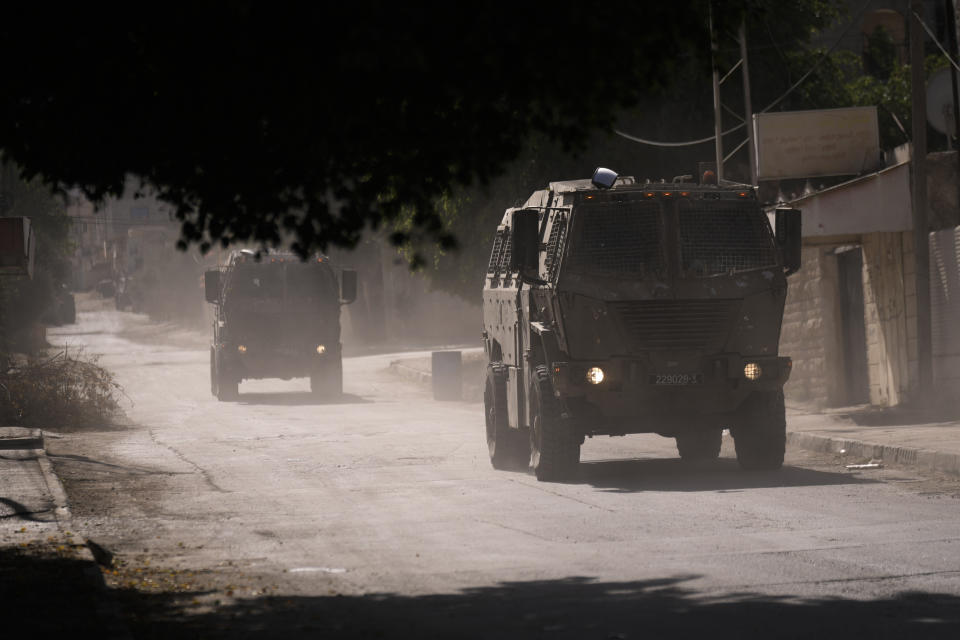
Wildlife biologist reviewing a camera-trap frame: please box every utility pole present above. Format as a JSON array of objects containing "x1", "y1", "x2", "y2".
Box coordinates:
[
  {"x1": 739, "y1": 20, "x2": 757, "y2": 186},
  {"x1": 710, "y1": 3, "x2": 724, "y2": 182},
  {"x1": 910, "y1": 0, "x2": 934, "y2": 395},
  {"x1": 946, "y1": 0, "x2": 960, "y2": 226}
]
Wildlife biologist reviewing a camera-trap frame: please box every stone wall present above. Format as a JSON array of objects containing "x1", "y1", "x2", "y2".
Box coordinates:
[
  {"x1": 861, "y1": 231, "x2": 916, "y2": 405},
  {"x1": 781, "y1": 232, "x2": 919, "y2": 408},
  {"x1": 781, "y1": 244, "x2": 840, "y2": 405}
]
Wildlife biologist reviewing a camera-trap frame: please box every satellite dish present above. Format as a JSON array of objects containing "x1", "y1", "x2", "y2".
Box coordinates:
[{"x1": 926, "y1": 67, "x2": 960, "y2": 136}]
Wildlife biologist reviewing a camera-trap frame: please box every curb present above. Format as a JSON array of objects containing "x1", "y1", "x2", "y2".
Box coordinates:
[
  {"x1": 387, "y1": 361, "x2": 432, "y2": 385},
  {"x1": 0, "y1": 427, "x2": 44, "y2": 450},
  {"x1": 787, "y1": 431, "x2": 960, "y2": 477},
  {"x1": 386, "y1": 359, "x2": 484, "y2": 402}
]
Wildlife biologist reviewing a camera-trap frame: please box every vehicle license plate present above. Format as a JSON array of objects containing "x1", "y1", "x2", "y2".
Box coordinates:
[{"x1": 651, "y1": 373, "x2": 704, "y2": 385}]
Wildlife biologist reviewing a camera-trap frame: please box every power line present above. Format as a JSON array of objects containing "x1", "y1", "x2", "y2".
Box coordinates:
[
  {"x1": 614, "y1": 0, "x2": 875, "y2": 148},
  {"x1": 65, "y1": 215, "x2": 177, "y2": 228},
  {"x1": 613, "y1": 123, "x2": 745, "y2": 148},
  {"x1": 759, "y1": 0, "x2": 873, "y2": 114},
  {"x1": 912, "y1": 8, "x2": 960, "y2": 73}
]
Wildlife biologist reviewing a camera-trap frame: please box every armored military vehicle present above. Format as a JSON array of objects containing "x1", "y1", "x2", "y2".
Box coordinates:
[
  {"x1": 205, "y1": 249, "x2": 357, "y2": 400},
  {"x1": 482, "y1": 168, "x2": 801, "y2": 481}
]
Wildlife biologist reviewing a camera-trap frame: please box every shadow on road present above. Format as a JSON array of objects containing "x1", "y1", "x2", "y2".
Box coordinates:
[
  {"x1": 5, "y1": 550, "x2": 957, "y2": 639},
  {"x1": 236, "y1": 392, "x2": 371, "y2": 406},
  {"x1": 575, "y1": 457, "x2": 874, "y2": 493},
  {"x1": 48, "y1": 452, "x2": 177, "y2": 476},
  {"x1": 0, "y1": 546, "x2": 106, "y2": 635},
  {"x1": 0, "y1": 497, "x2": 54, "y2": 522}
]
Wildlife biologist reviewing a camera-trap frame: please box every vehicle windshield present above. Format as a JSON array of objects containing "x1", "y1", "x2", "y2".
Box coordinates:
[
  {"x1": 677, "y1": 200, "x2": 777, "y2": 276},
  {"x1": 231, "y1": 264, "x2": 284, "y2": 300},
  {"x1": 566, "y1": 199, "x2": 665, "y2": 277},
  {"x1": 229, "y1": 261, "x2": 335, "y2": 303}
]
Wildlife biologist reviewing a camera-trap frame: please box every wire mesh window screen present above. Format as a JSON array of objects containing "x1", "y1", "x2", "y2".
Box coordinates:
[
  {"x1": 567, "y1": 201, "x2": 664, "y2": 276},
  {"x1": 545, "y1": 216, "x2": 567, "y2": 280},
  {"x1": 487, "y1": 231, "x2": 505, "y2": 273},
  {"x1": 678, "y1": 200, "x2": 776, "y2": 276},
  {"x1": 500, "y1": 233, "x2": 512, "y2": 273}
]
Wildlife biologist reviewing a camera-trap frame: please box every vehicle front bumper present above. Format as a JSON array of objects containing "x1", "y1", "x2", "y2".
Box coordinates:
[
  {"x1": 221, "y1": 343, "x2": 340, "y2": 381},
  {"x1": 549, "y1": 354, "x2": 791, "y2": 432}
]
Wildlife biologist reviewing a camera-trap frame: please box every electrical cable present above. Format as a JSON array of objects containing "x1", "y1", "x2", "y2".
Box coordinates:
[
  {"x1": 613, "y1": 123, "x2": 745, "y2": 147},
  {"x1": 759, "y1": 0, "x2": 874, "y2": 114},
  {"x1": 912, "y1": 8, "x2": 960, "y2": 73},
  {"x1": 614, "y1": 0, "x2": 875, "y2": 148}
]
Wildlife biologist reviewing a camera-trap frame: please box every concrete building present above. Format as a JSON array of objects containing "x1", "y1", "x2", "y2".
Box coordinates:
[
  {"x1": 778, "y1": 149, "x2": 959, "y2": 408},
  {"x1": 66, "y1": 179, "x2": 179, "y2": 291}
]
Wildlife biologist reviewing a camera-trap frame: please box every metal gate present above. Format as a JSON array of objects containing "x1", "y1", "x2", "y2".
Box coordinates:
[
  {"x1": 930, "y1": 226, "x2": 960, "y2": 387},
  {"x1": 838, "y1": 247, "x2": 870, "y2": 404}
]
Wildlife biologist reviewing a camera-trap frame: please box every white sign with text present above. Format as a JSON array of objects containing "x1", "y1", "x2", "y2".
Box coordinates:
[{"x1": 755, "y1": 107, "x2": 880, "y2": 180}]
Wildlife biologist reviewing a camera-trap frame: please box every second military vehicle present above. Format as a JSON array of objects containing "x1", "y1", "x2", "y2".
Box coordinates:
[
  {"x1": 205, "y1": 249, "x2": 357, "y2": 400},
  {"x1": 482, "y1": 168, "x2": 801, "y2": 481}
]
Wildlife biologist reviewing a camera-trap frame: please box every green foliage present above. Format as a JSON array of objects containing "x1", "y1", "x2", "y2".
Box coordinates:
[
  {"x1": 788, "y1": 49, "x2": 950, "y2": 151},
  {"x1": 400, "y1": 0, "x2": 854, "y2": 300},
  {"x1": 0, "y1": 2, "x2": 752, "y2": 263},
  {"x1": 863, "y1": 25, "x2": 898, "y2": 80},
  {"x1": 404, "y1": 2, "x2": 955, "y2": 301}
]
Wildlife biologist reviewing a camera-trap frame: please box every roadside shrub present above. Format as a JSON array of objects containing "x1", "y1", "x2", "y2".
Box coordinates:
[{"x1": 0, "y1": 349, "x2": 121, "y2": 428}]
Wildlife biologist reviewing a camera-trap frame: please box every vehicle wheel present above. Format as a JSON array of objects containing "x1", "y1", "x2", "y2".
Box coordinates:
[
  {"x1": 210, "y1": 347, "x2": 218, "y2": 397},
  {"x1": 731, "y1": 390, "x2": 785, "y2": 470},
  {"x1": 215, "y1": 352, "x2": 239, "y2": 401},
  {"x1": 676, "y1": 428, "x2": 722, "y2": 461},
  {"x1": 61, "y1": 294, "x2": 76, "y2": 325},
  {"x1": 484, "y1": 363, "x2": 529, "y2": 470},
  {"x1": 310, "y1": 358, "x2": 342, "y2": 397},
  {"x1": 529, "y1": 364, "x2": 580, "y2": 482}
]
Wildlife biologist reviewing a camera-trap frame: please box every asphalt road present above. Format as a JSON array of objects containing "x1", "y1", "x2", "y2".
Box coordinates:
[{"x1": 45, "y1": 300, "x2": 960, "y2": 638}]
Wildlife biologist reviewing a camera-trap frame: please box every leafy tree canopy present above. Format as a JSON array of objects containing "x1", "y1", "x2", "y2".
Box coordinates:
[
  {"x1": 0, "y1": 2, "x2": 759, "y2": 260},
  {"x1": 406, "y1": 3, "x2": 955, "y2": 303},
  {"x1": 398, "y1": 0, "x2": 850, "y2": 299}
]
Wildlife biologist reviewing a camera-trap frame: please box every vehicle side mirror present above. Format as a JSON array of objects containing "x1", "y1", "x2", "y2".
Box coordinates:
[
  {"x1": 204, "y1": 270, "x2": 221, "y2": 304},
  {"x1": 510, "y1": 209, "x2": 543, "y2": 284},
  {"x1": 775, "y1": 208, "x2": 802, "y2": 276},
  {"x1": 340, "y1": 269, "x2": 357, "y2": 304}
]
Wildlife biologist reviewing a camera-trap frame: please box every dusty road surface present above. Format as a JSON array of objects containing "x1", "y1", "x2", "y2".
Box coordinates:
[{"x1": 44, "y1": 299, "x2": 960, "y2": 638}]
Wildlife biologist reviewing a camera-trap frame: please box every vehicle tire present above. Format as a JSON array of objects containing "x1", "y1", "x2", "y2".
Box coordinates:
[
  {"x1": 676, "y1": 428, "x2": 722, "y2": 461},
  {"x1": 61, "y1": 294, "x2": 76, "y2": 325},
  {"x1": 310, "y1": 357, "x2": 342, "y2": 398},
  {"x1": 731, "y1": 390, "x2": 785, "y2": 470},
  {"x1": 529, "y1": 364, "x2": 580, "y2": 482},
  {"x1": 215, "y1": 352, "x2": 239, "y2": 401},
  {"x1": 210, "y1": 347, "x2": 218, "y2": 397},
  {"x1": 484, "y1": 363, "x2": 529, "y2": 470}
]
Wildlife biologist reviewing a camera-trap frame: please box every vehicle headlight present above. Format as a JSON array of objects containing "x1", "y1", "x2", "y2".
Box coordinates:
[
  {"x1": 586, "y1": 367, "x2": 605, "y2": 384},
  {"x1": 237, "y1": 344, "x2": 247, "y2": 354},
  {"x1": 744, "y1": 363, "x2": 762, "y2": 380},
  {"x1": 316, "y1": 344, "x2": 326, "y2": 355}
]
